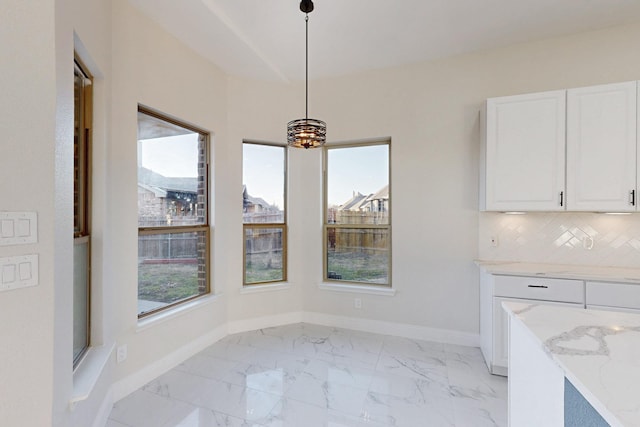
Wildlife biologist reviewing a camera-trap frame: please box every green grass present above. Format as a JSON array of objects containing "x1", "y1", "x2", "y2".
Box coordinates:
[
  {"x1": 138, "y1": 263, "x2": 200, "y2": 303},
  {"x1": 245, "y1": 252, "x2": 283, "y2": 284},
  {"x1": 327, "y1": 250, "x2": 388, "y2": 283}
]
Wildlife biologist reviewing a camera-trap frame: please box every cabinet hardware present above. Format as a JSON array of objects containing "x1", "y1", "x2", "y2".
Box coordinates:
[
  {"x1": 559, "y1": 191, "x2": 564, "y2": 207},
  {"x1": 630, "y1": 190, "x2": 636, "y2": 206},
  {"x1": 527, "y1": 285, "x2": 548, "y2": 289}
]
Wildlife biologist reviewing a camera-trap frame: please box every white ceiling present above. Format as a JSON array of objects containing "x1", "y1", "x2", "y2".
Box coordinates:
[{"x1": 128, "y1": 0, "x2": 640, "y2": 83}]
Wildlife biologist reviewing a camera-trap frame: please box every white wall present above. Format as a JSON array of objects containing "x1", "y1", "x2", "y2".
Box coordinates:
[{"x1": 0, "y1": 2, "x2": 57, "y2": 425}]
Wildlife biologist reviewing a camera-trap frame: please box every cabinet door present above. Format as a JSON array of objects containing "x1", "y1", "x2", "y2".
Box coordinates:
[
  {"x1": 586, "y1": 280, "x2": 640, "y2": 310},
  {"x1": 586, "y1": 305, "x2": 640, "y2": 314},
  {"x1": 493, "y1": 297, "x2": 583, "y2": 376},
  {"x1": 484, "y1": 90, "x2": 566, "y2": 211},
  {"x1": 567, "y1": 81, "x2": 637, "y2": 211}
]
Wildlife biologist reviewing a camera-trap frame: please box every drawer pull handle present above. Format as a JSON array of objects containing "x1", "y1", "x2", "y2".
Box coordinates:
[{"x1": 527, "y1": 285, "x2": 548, "y2": 289}]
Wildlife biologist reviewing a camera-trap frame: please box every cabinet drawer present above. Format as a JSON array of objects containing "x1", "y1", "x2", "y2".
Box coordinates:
[
  {"x1": 494, "y1": 275, "x2": 583, "y2": 303},
  {"x1": 586, "y1": 281, "x2": 640, "y2": 310}
]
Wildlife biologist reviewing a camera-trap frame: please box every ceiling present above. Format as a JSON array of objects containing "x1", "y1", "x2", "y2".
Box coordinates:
[{"x1": 128, "y1": 0, "x2": 640, "y2": 83}]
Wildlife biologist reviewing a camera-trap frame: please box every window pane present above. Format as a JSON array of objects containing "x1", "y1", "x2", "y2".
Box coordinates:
[
  {"x1": 326, "y1": 227, "x2": 389, "y2": 284},
  {"x1": 138, "y1": 113, "x2": 206, "y2": 227},
  {"x1": 137, "y1": 231, "x2": 208, "y2": 316},
  {"x1": 73, "y1": 67, "x2": 87, "y2": 236},
  {"x1": 327, "y1": 145, "x2": 389, "y2": 225},
  {"x1": 73, "y1": 238, "x2": 89, "y2": 363},
  {"x1": 243, "y1": 144, "x2": 285, "y2": 224},
  {"x1": 73, "y1": 60, "x2": 91, "y2": 368},
  {"x1": 244, "y1": 226, "x2": 284, "y2": 284}
]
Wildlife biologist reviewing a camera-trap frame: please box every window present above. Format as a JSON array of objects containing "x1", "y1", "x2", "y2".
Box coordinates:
[
  {"x1": 242, "y1": 142, "x2": 287, "y2": 285},
  {"x1": 73, "y1": 58, "x2": 92, "y2": 367},
  {"x1": 137, "y1": 107, "x2": 210, "y2": 317},
  {"x1": 324, "y1": 140, "x2": 390, "y2": 285}
]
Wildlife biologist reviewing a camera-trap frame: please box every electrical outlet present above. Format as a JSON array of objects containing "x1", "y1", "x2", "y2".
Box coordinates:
[
  {"x1": 116, "y1": 345, "x2": 127, "y2": 363},
  {"x1": 490, "y1": 236, "x2": 499, "y2": 247},
  {"x1": 354, "y1": 298, "x2": 362, "y2": 309},
  {"x1": 583, "y1": 236, "x2": 594, "y2": 250}
]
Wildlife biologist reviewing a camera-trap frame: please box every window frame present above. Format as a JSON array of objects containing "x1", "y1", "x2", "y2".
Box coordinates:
[
  {"x1": 322, "y1": 139, "x2": 392, "y2": 287},
  {"x1": 137, "y1": 105, "x2": 211, "y2": 318},
  {"x1": 242, "y1": 140, "x2": 288, "y2": 286},
  {"x1": 73, "y1": 56, "x2": 93, "y2": 368}
]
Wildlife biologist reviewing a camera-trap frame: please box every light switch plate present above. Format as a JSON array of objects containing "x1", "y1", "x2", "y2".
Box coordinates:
[
  {"x1": 0, "y1": 212, "x2": 37, "y2": 246},
  {"x1": 0, "y1": 254, "x2": 39, "y2": 291}
]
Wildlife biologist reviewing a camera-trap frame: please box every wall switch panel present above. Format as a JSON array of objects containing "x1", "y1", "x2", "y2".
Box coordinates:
[
  {"x1": 0, "y1": 212, "x2": 37, "y2": 246},
  {"x1": 0, "y1": 254, "x2": 38, "y2": 292}
]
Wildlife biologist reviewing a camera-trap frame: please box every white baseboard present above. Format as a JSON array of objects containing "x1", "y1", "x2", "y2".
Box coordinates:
[
  {"x1": 91, "y1": 388, "x2": 114, "y2": 427},
  {"x1": 110, "y1": 323, "x2": 227, "y2": 402},
  {"x1": 227, "y1": 311, "x2": 303, "y2": 335},
  {"x1": 303, "y1": 312, "x2": 480, "y2": 347}
]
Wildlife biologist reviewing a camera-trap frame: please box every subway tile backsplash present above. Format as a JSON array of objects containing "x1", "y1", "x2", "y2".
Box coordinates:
[{"x1": 479, "y1": 212, "x2": 640, "y2": 268}]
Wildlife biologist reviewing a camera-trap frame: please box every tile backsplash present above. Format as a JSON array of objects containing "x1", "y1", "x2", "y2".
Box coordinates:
[{"x1": 479, "y1": 212, "x2": 640, "y2": 268}]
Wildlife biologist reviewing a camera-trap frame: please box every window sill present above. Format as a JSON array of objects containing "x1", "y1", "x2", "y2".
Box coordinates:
[
  {"x1": 137, "y1": 293, "x2": 220, "y2": 332},
  {"x1": 70, "y1": 343, "x2": 115, "y2": 410},
  {"x1": 318, "y1": 282, "x2": 396, "y2": 296},
  {"x1": 240, "y1": 282, "x2": 291, "y2": 294}
]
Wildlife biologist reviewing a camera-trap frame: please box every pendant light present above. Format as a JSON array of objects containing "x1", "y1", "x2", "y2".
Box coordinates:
[{"x1": 287, "y1": 0, "x2": 326, "y2": 149}]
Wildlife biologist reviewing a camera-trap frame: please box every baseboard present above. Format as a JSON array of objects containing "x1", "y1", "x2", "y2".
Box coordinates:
[
  {"x1": 91, "y1": 388, "x2": 114, "y2": 427},
  {"x1": 110, "y1": 323, "x2": 227, "y2": 402},
  {"x1": 303, "y1": 312, "x2": 480, "y2": 347},
  {"x1": 227, "y1": 311, "x2": 303, "y2": 335}
]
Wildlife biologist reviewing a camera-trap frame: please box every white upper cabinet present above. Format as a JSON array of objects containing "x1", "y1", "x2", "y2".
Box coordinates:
[
  {"x1": 481, "y1": 90, "x2": 566, "y2": 211},
  {"x1": 566, "y1": 81, "x2": 637, "y2": 211}
]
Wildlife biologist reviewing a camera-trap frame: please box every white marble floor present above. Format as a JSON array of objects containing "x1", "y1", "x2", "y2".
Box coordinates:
[{"x1": 107, "y1": 323, "x2": 506, "y2": 427}]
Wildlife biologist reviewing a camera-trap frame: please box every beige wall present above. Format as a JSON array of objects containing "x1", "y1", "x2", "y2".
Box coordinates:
[{"x1": 0, "y1": 1, "x2": 57, "y2": 425}]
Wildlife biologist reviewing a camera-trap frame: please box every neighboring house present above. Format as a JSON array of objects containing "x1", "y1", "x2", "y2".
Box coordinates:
[
  {"x1": 365, "y1": 184, "x2": 389, "y2": 213},
  {"x1": 334, "y1": 186, "x2": 389, "y2": 214},
  {"x1": 339, "y1": 191, "x2": 369, "y2": 211},
  {"x1": 243, "y1": 185, "x2": 282, "y2": 222},
  {"x1": 328, "y1": 185, "x2": 390, "y2": 250},
  {"x1": 138, "y1": 167, "x2": 199, "y2": 226}
]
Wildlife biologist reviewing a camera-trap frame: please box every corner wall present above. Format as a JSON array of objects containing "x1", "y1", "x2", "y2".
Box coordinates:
[{"x1": 227, "y1": 21, "x2": 640, "y2": 336}]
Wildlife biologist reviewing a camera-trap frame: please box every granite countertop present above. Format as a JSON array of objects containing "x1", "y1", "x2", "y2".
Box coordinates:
[
  {"x1": 476, "y1": 260, "x2": 640, "y2": 284},
  {"x1": 504, "y1": 302, "x2": 640, "y2": 427}
]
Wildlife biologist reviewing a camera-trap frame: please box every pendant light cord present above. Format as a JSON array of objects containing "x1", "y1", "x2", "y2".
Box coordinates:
[{"x1": 305, "y1": 14, "x2": 309, "y2": 120}]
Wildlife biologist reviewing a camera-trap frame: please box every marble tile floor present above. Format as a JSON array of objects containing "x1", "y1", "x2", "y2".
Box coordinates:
[{"x1": 107, "y1": 323, "x2": 507, "y2": 427}]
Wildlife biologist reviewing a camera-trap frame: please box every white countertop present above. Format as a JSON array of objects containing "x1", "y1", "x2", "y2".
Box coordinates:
[
  {"x1": 476, "y1": 260, "x2": 640, "y2": 284},
  {"x1": 503, "y1": 302, "x2": 640, "y2": 427}
]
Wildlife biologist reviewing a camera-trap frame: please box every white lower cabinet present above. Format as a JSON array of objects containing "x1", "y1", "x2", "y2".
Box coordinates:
[
  {"x1": 481, "y1": 271, "x2": 640, "y2": 380},
  {"x1": 480, "y1": 271, "x2": 584, "y2": 376},
  {"x1": 586, "y1": 280, "x2": 640, "y2": 313}
]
